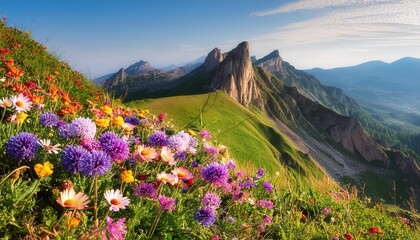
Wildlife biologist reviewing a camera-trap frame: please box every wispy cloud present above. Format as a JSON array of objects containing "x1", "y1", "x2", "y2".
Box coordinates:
[{"x1": 248, "y1": 0, "x2": 420, "y2": 68}]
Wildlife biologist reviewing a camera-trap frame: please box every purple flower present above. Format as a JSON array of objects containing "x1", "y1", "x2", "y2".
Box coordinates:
[
  {"x1": 321, "y1": 208, "x2": 330, "y2": 215},
  {"x1": 147, "y1": 131, "x2": 168, "y2": 147},
  {"x1": 104, "y1": 217, "x2": 127, "y2": 240},
  {"x1": 80, "y1": 150, "x2": 112, "y2": 177},
  {"x1": 199, "y1": 129, "x2": 212, "y2": 139},
  {"x1": 80, "y1": 137, "x2": 102, "y2": 151},
  {"x1": 58, "y1": 123, "x2": 74, "y2": 139},
  {"x1": 263, "y1": 182, "x2": 273, "y2": 193},
  {"x1": 70, "y1": 117, "x2": 96, "y2": 139},
  {"x1": 262, "y1": 215, "x2": 272, "y2": 225},
  {"x1": 158, "y1": 195, "x2": 176, "y2": 211},
  {"x1": 168, "y1": 131, "x2": 197, "y2": 153},
  {"x1": 99, "y1": 132, "x2": 129, "y2": 161},
  {"x1": 226, "y1": 160, "x2": 236, "y2": 169},
  {"x1": 257, "y1": 200, "x2": 274, "y2": 209},
  {"x1": 195, "y1": 208, "x2": 216, "y2": 227},
  {"x1": 241, "y1": 180, "x2": 256, "y2": 188},
  {"x1": 227, "y1": 216, "x2": 235, "y2": 223},
  {"x1": 257, "y1": 168, "x2": 264, "y2": 177},
  {"x1": 39, "y1": 111, "x2": 59, "y2": 127},
  {"x1": 192, "y1": 161, "x2": 199, "y2": 168},
  {"x1": 124, "y1": 116, "x2": 140, "y2": 125},
  {"x1": 332, "y1": 237, "x2": 340, "y2": 240},
  {"x1": 201, "y1": 192, "x2": 221, "y2": 210},
  {"x1": 61, "y1": 145, "x2": 90, "y2": 174},
  {"x1": 134, "y1": 183, "x2": 157, "y2": 199},
  {"x1": 202, "y1": 162, "x2": 228, "y2": 185},
  {"x1": 6, "y1": 132, "x2": 39, "y2": 161}
]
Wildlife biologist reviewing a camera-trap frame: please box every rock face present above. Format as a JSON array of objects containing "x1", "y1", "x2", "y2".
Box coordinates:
[
  {"x1": 103, "y1": 68, "x2": 126, "y2": 89},
  {"x1": 208, "y1": 42, "x2": 261, "y2": 107},
  {"x1": 125, "y1": 60, "x2": 156, "y2": 75}
]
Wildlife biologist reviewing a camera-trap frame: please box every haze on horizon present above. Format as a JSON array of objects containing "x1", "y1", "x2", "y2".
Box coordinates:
[{"x1": 1, "y1": 0, "x2": 420, "y2": 78}]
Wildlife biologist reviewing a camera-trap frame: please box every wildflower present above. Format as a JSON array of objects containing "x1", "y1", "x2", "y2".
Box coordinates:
[
  {"x1": 70, "y1": 117, "x2": 96, "y2": 139},
  {"x1": 68, "y1": 216, "x2": 80, "y2": 229},
  {"x1": 61, "y1": 145, "x2": 90, "y2": 174},
  {"x1": 80, "y1": 137, "x2": 102, "y2": 151},
  {"x1": 257, "y1": 200, "x2": 274, "y2": 209},
  {"x1": 134, "y1": 183, "x2": 157, "y2": 199},
  {"x1": 39, "y1": 111, "x2": 59, "y2": 127},
  {"x1": 257, "y1": 224, "x2": 266, "y2": 233},
  {"x1": 99, "y1": 105, "x2": 113, "y2": 115},
  {"x1": 0, "y1": 97, "x2": 12, "y2": 108},
  {"x1": 321, "y1": 208, "x2": 330, "y2": 215},
  {"x1": 104, "y1": 189, "x2": 130, "y2": 212},
  {"x1": 124, "y1": 116, "x2": 140, "y2": 125},
  {"x1": 227, "y1": 216, "x2": 235, "y2": 223},
  {"x1": 263, "y1": 181, "x2": 273, "y2": 192},
  {"x1": 120, "y1": 169, "x2": 135, "y2": 183},
  {"x1": 58, "y1": 123, "x2": 74, "y2": 139},
  {"x1": 202, "y1": 162, "x2": 229, "y2": 185},
  {"x1": 168, "y1": 131, "x2": 197, "y2": 153},
  {"x1": 195, "y1": 208, "x2": 216, "y2": 227},
  {"x1": 133, "y1": 145, "x2": 157, "y2": 162},
  {"x1": 257, "y1": 168, "x2": 264, "y2": 177},
  {"x1": 38, "y1": 139, "x2": 61, "y2": 154},
  {"x1": 95, "y1": 118, "x2": 110, "y2": 128},
  {"x1": 160, "y1": 146, "x2": 175, "y2": 165},
  {"x1": 103, "y1": 217, "x2": 127, "y2": 240},
  {"x1": 10, "y1": 112, "x2": 28, "y2": 124},
  {"x1": 80, "y1": 150, "x2": 112, "y2": 177},
  {"x1": 201, "y1": 192, "x2": 221, "y2": 210},
  {"x1": 34, "y1": 161, "x2": 53, "y2": 178},
  {"x1": 147, "y1": 131, "x2": 168, "y2": 147},
  {"x1": 343, "y1": 233, "x2": 354, "y2": 240},
  {"x1": 99, "y1": 132, "x2": 129, "y2": 162},
  {"x1": 368, "y1": 226, "x2": 382, "y2": 235},
  {"x1": 158, "y1": 195, "x2": 176, "y2": 211},
  {"x1": 172, "y1": 167, "x2": 193, "y2": 181},
  {"x1": 10, "y1": 93, "x2": 32, "y2": 113},
  {"x1": 57, "y1": 188, "x2": 90, "y2": 210},
  {"x1": 332, "y1": 237, "x2": 340, "y2": 240},
  {"x1": 403, "y1": 217, "x2": 410, "y2": 224},
  {"x1": 199, "y1": 129, "x2": 212, "y2": 139},
  {"x1": 6, "y1": 132, "x2": 39, "y2": 161},
  {"x1": 0, "y1": 77, "x2": 5, "y2": 82},
  {"x1": 158, "y1": 112, "x2": 166, "y2": 121},
  {"x1": 111, "y1": 116, "x2": 125, "y2": 127},
  {"x1": 156, "y1": 172, "x2": 177, "y2": 185},
  {"x1": 262, "y1": 215, "x2": 272, "y2": 225}
]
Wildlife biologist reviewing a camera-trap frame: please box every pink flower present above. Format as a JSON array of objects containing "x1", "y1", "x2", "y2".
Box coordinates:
[
  {"x1": 103, "y1": 217, "x2": 127, "y2": 240},
  {"x1": 158, "y1": 195, "x2": 176, "y2": 211}
]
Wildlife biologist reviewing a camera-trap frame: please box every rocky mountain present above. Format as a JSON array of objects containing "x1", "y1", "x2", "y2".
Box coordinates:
[
  {"x1": 125, "y1": 60, "x2": 156, "y2": 75},
  {"x1": 157, "y1": 56, "x2": 206, "y2": 72},
  {"x1": 115, "y1": 41, "x2": 419, "y2": 207}
]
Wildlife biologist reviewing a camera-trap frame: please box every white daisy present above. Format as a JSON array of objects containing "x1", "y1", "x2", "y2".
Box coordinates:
[
  {"x1": 38, "y1": 139, "x2": 61, "y2": 154},
  {"x1": 10, "y1": 93, "x2": 32, "y2": 113},
  {"x1": 104, "y1": 189, "x2": 130, "y2": 212}
]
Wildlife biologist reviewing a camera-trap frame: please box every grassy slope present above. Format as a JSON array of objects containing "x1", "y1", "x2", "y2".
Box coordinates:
[{"x1": 128, "y1": 91, "x2": 324, "y2": 179}]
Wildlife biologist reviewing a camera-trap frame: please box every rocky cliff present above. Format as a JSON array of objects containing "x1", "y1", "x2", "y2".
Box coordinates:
[{"x1": 207, "y1": 42, "x2": 261, "y2": 107}]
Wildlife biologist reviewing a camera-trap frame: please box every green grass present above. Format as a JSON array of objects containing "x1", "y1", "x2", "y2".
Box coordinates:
[{"x1": 127, "y1": 91, "x2": 324, "y2": 179}]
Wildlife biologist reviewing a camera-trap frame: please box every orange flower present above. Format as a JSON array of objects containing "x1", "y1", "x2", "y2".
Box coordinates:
[
  {"x1": 368, "y1": 226, "x2": 382, "y2": 235},
  {"x1": 95, "y1": 118, "x2": 110, "y2": 128},
  {"x1": 60, "y1": 91, "x2": 72, "y2": 105},
  {"x1": 99, "y1": 105, "x2": 113, "y2": 115},
  {"x1": 120, "y1": 169, "x2": 135, "y2": 183},
  {"x1": 34, "y1": 161, "x2": 54, "y2": 178},
  {"x1": 112, "y1": 116, "x2": 125, "y2": 127}
]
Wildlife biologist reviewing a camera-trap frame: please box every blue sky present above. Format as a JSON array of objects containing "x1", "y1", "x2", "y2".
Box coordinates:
[{"x1": 1, "y1": 0, "x2": 420, "y2": 78}]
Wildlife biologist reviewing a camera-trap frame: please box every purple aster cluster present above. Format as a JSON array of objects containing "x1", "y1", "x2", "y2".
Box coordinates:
[
  {"x1": 6, "y1": 132, "x2": 39, "y2": 161},
  {"x1": 241, "y1": 180, "x2": 256, "y2": 189},
  {"x1": 194, "y1": 208, "x2": 216, "y2": 227},
  {"x1": 226, "y1": 160, "x2": 236, "y2": 169},
  {"x1": 61, "y1": 145, "x2": 90, "y2": 174},
  {"x1": 104, "y1": 217, "x2": 127, "y2": 240},
  {"x1": 199, "y1": 129, "x2": 212, "y2": 139},
  {"x1": 257, "y1": 200, "x2": 274, "y2": 210},
  {"x1": 80, "y1": 137, "x2": 102, "y2": 151},
  {"x1": 39, "y1": 111, "x2": 59, "y2": 127},
  {"x1": 124, "y1": 116, "x2": 140, "y2": 125},
  {"x1": 57, "y1": 123, "x2": 74, "y2": 139},
  {"x1": 80, "y1": 150, "x2": 112, "y2": 177},
  {"x1": 255, "y1": 168, "x2": 264, "y2": 180},
  {"x1": 201, "y1": 192, "x2": 221, "y2": 210},
  {"x1": 202, "y1": 162, "x2": 229, "y2": 185},
  {"x1": 158, "y1": 195, "x2": 176, "y2": 211},
  {"x1": 134, "y1": 183, "x2": 157, "y2": 199},
  {"x1": 168, "y1": 131, "x2": 197, "y2": 154},
  {"x1": 227, "y1": 216, "x2": 235, "y2": 223},
  {"x1": 263, "y1": 181, "x2": 273, "y2": 193},
  {"x1": 70, "y1": 117, "x2": 96, "y2": 139},
  {"x1": 147, "y1": 131, "x2": 168, "y2": 147},
  {"x1": 99, "y1": 131, "x2": 129, "y2": 162}
]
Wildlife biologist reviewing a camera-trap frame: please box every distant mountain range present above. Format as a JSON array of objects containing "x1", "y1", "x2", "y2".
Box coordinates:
[
  {"x1": 100, "y1": 42, "x2": 419, "y2": 207},
  {"x1": 305, "y1": 57, "x2": 420, "y2": 116}
]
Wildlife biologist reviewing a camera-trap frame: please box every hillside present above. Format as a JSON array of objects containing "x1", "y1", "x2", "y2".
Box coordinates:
[{"x1": 0, "y1": 21, "x2": 419, "y2": 239}]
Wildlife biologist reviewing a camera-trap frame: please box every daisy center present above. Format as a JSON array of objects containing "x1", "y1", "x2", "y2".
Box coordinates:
[
  {"x1": 110, "y1": 198, "x2": 120, "y2": 205},
  {"x1": 63, "y1": 199, "x2": 76, "y2": 207},
  {"x1": 16, "y1": 100, "x2": 24, "y2": 107},
  {"x1": 177, "y1": 172, "x2": 186, "y2": 178}
]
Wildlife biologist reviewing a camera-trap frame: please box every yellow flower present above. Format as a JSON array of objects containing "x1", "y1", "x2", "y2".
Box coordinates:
[
  {"x1": 187, "y1": 129, "x2": 197, "y2": 136},
  {"x1": 13, "y1": 112, "x2": 28, "y2": 124},
  {"x1": 99, "y1": 105, "x2": 113, "y2": 115},
  {"x1": 34, "y1": 161, "x2": 54, "y2": 178},
  {"x1": 69, "y1": 216, "x2": 79, "y2": 229},
  {"x1": 112, "y1": 116, "x2": 125, "y2": 127},
  {"x1": 95, "y1": 118, "x2": 110, "y2": 128},
  {"x1": 120, "y1": 170, "x2": 135, "y2": 183}
]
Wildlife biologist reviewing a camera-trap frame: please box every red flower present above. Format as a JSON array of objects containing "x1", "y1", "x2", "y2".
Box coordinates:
[
  {"x1": 343, "y1": 233, "x2": 353, "y2": 240},
  {"x1": 368, "y1": 226, "x2": 382, "y2": 234},
  {"x1": 158, "y1": 112, "x2": 167, "y2": 122}
]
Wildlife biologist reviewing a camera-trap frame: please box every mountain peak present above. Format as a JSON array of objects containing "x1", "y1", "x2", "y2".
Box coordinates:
[
  {"x1": 254, "y1": 50, "x2": 280, "y2": 65},
  {"x1": 125, "y1": 60, "x2": 156, "y2": 75},
  {"x1": 203, "y1": 48, "x2": 225, "y2": 72}
]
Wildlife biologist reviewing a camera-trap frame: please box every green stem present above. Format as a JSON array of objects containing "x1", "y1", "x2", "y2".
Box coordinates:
[
  {"x1": 94, "y1": 175, "x2": 99, "y2": 228},
  {"x1": 0, "y1": 166, "x2": 29, "y2": 185},
  {"x1": 27, "y1": 178, "x2": 41, "y2": 200},
  {"x1": 148, "y1": 209, "x2": 164, "y2": 239}
]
